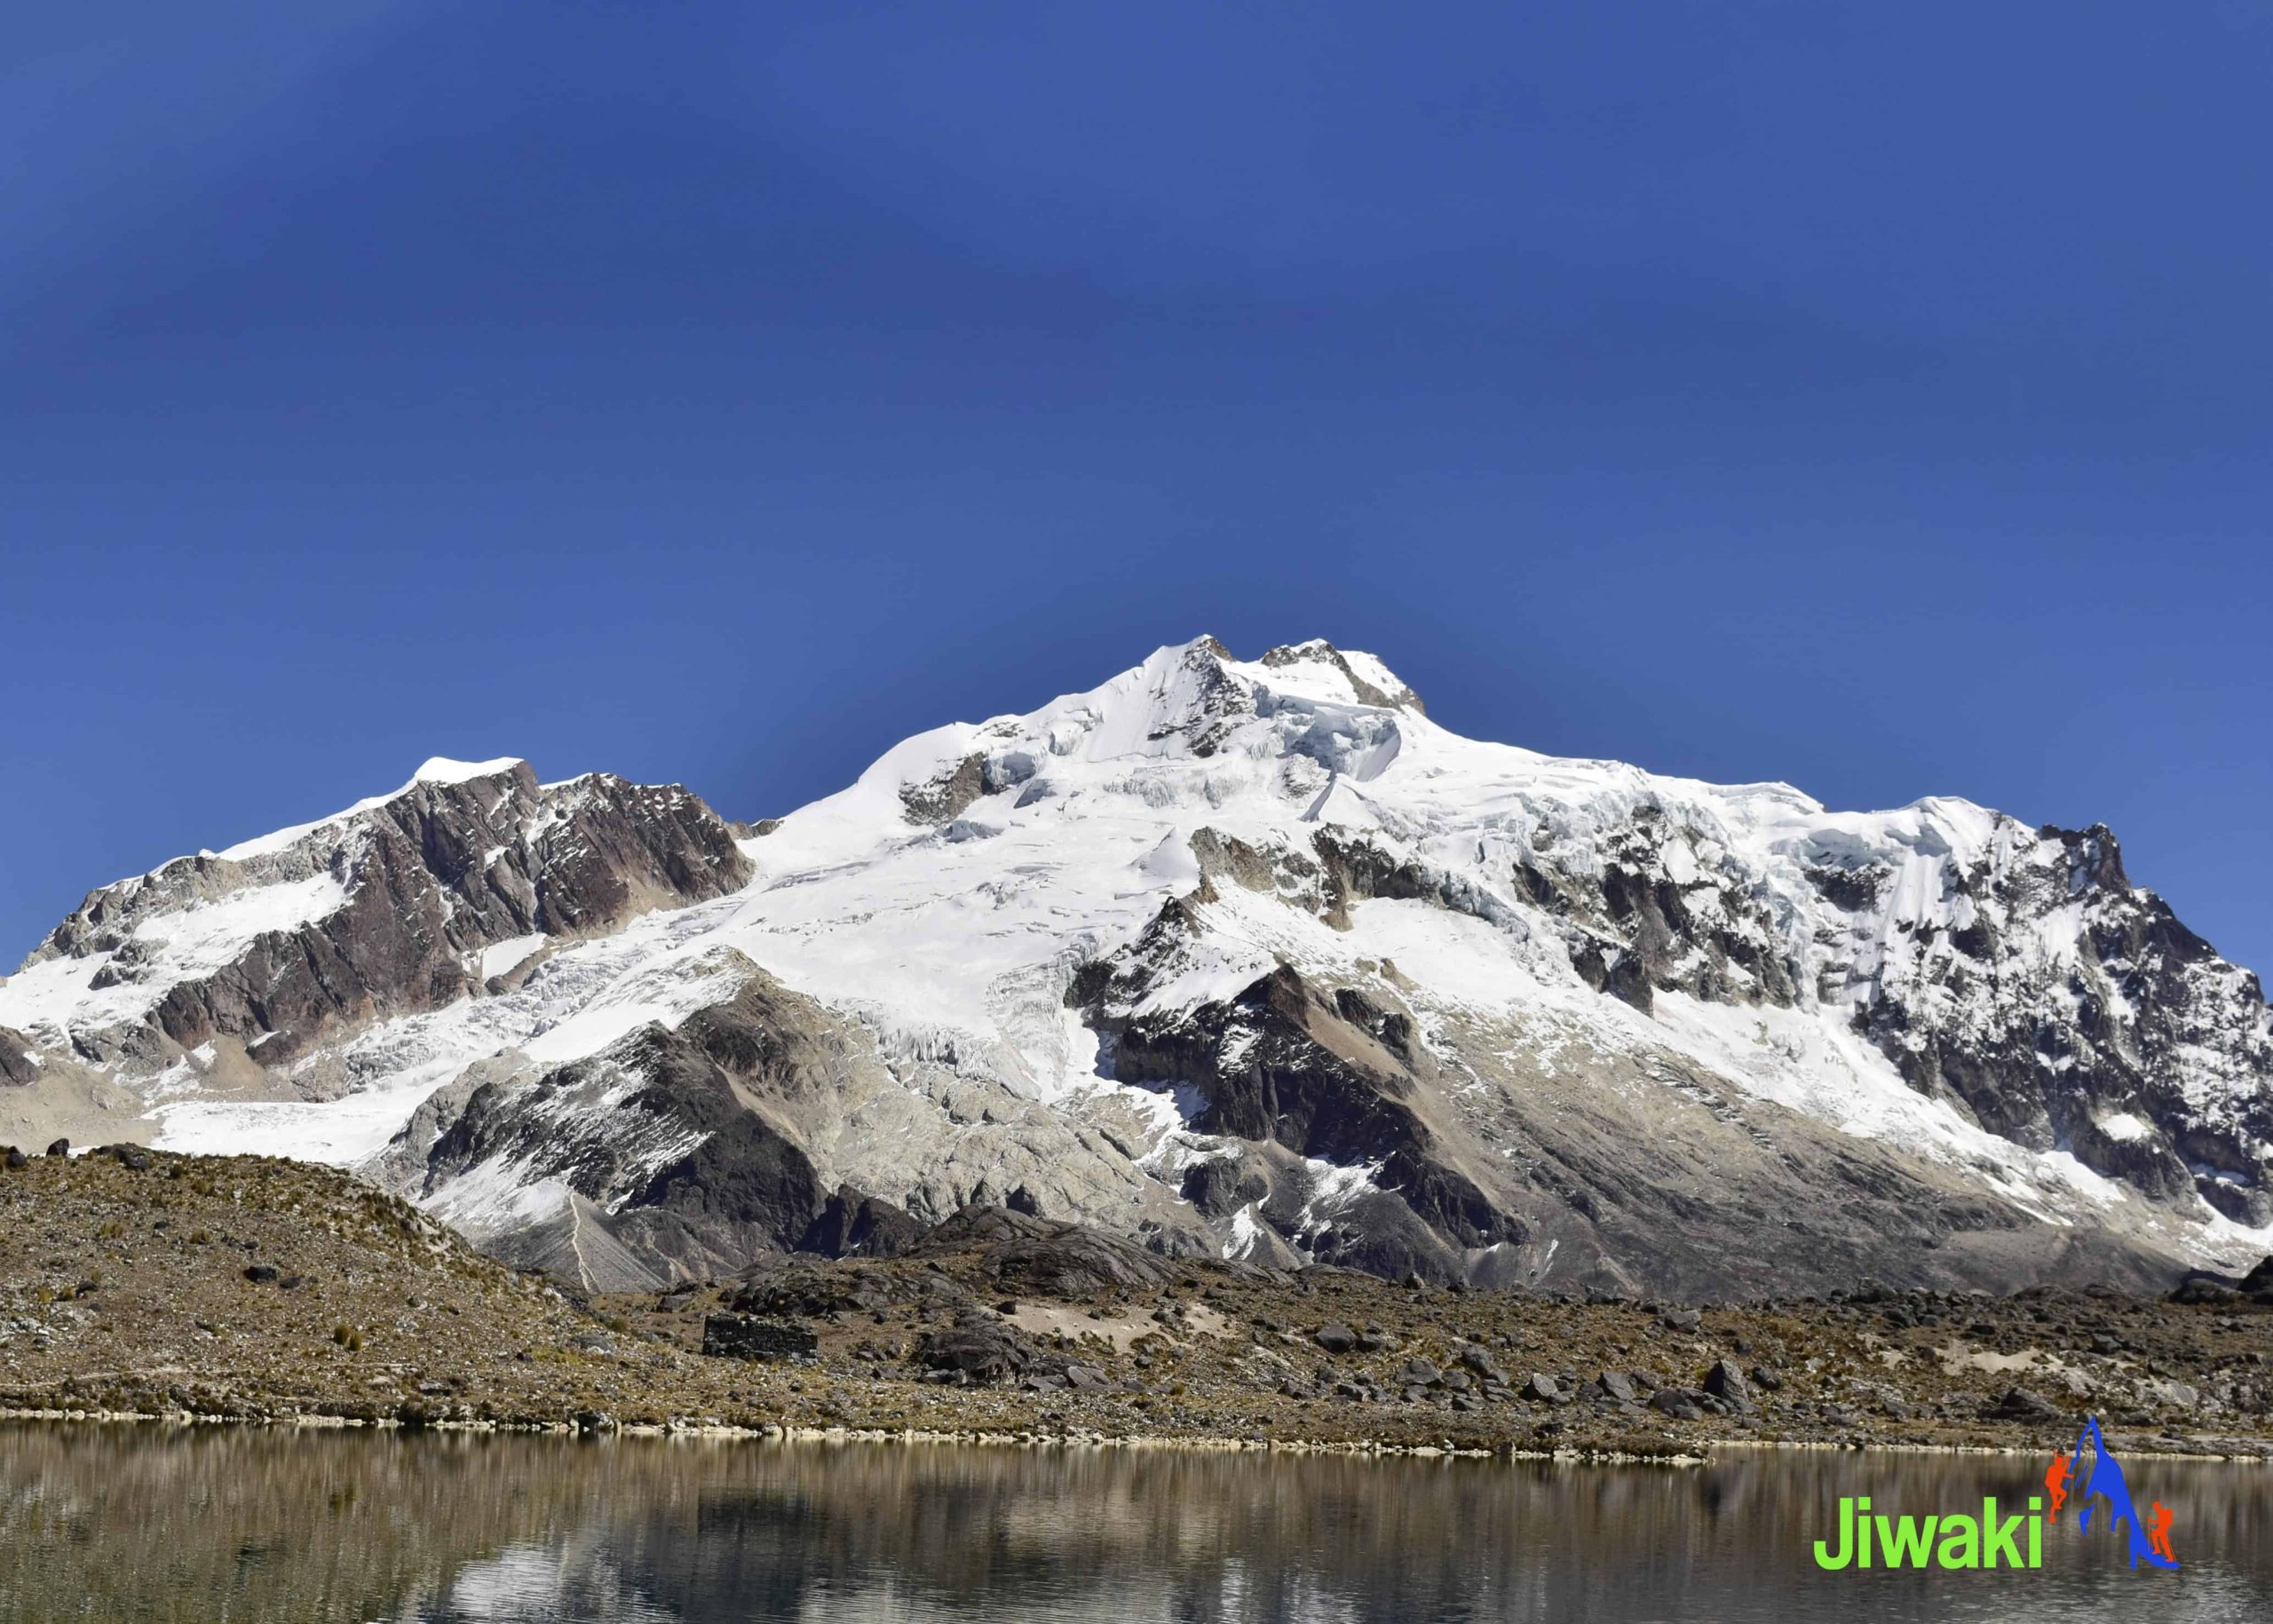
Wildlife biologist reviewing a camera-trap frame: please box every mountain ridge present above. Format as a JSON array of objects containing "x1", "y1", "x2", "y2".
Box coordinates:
[{"x1": 5, "y1": 636, "x2": 2268, "y2": 1297}]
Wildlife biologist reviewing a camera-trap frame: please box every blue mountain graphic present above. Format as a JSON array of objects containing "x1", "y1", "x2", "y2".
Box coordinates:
[{"x1": 2064, "y1": 1418, "x2": 2178, "y2": 1571}]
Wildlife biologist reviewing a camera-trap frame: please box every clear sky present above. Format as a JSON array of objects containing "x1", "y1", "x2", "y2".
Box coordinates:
[{"x1": 4, "y1": 3, "x2": 2270, "y2": 978}]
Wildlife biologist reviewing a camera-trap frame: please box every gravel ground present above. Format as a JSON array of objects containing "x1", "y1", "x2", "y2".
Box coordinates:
[{"x1": 6, "y1": 1146, "x2": 2271, "y2": 1462}]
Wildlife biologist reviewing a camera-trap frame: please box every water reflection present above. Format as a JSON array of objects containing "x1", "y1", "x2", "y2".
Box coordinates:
[{"x1": 1, "y1": 1425, "x2": 2268, "y2": 1622}]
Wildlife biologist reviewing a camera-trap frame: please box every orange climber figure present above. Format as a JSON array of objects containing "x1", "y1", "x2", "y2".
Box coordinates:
[
  {"x1": 2044, "y1": 1452, "x2": 2073, "y2": 1522},
  {"x1": 2147, "y1": 1501, "x2": 2176, "y2": 1564}
]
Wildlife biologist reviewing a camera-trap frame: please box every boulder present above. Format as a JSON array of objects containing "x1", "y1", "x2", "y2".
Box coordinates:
[
  {"x1": 918, "y1": 1311, "x2": 1042, "y2": 1385},
  {"x1": 1598, "y1": 1370, "x2": 1638, "y2": 1404},
  {"x1": 1984, "y1": 1386, "x2": 2063, "y2": 1423},
  {"x1": 1523, "y1": 1373, "x2": 1565, "y2": 1403},
  {"x1": 1650, "y1": 1388, "x2": 1706, "y2": 1421},
  {"x1": 2171, "y1": 1276, "x2": 2241, "y2": 1306},
  {"x1": 917, "y1": 1206, "x2": 1174, "y2": 1298},
  {"x1": 1702, "y1": 1359, "x2": 1753, "y2": 1412},
  {"x1": 1313, "y1": 1322, "x2": 1358, "y2": 1354}
]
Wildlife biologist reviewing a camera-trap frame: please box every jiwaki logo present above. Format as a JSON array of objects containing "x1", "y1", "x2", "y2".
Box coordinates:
[{"x1": 1814, "y1": 1418, "x2": 2178, "y2": 1573}]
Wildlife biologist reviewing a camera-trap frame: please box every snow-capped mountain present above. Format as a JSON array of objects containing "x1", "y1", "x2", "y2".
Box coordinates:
[{"x1": 6, "y1": 638, "x2": 2269, "y2": 1297}]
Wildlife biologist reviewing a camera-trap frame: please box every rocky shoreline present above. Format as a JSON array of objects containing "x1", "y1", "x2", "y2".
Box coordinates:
[{"x1": 7, "y1": 1147, "x2": 2273, "y2": 1466}]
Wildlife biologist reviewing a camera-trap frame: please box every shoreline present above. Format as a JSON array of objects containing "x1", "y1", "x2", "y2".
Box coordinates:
[{"x1": 9, "y1": 1406, "x2": 2271, "y2": 1467}]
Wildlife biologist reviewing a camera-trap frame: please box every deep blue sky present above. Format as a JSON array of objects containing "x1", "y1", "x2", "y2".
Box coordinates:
[{"x1": 4, "y1": 3, "x2": 2270, "y2": 977}]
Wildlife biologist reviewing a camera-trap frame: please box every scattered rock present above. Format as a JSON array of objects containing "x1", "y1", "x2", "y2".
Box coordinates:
[
  {"x1": 242, "y1": 1264, "x2": 281, "y2": 1285},
  {"x1": 1650, "y1": 1388, "x2": 1706, "y2": 1421},
  {"x1": 1313, "y1": 1322, "x2": 1358, "y2": 1353},
  {"x1": 701, "y1": 1313, "x2": 819, "y2": 1363},
  {"x1": 46, "y1": 1139, "x2": 70, "y2": 1158},
  {"x1": 1661, "y1": 1309, "x2": 1701, "y2": 1333},
  {"x1": 1598, "y1": 1370, "x2": 1637, "y2": 1404}
]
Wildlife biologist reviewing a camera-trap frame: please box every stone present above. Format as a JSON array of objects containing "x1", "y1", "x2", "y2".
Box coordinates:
[
  {"x1": 97, "y1": 1143, "x2": 153, "y2": 1172},
  {"x1": 2171, "y1": 1277, "x2": 2240, "y2": 1306},
  {"x1": 1599, "y1": 1370, "x2": 1638, "y2": 1404},
  {"x1": 1459, "y1": 1344, "x2": 1507, "y2": 1383},
  {"x1": 1661, "y1": 1309, "x2": 1701, "y2": 1333},
  {"x1": 1650, "y1": 1389, "x2": 1706, "y2": 1421},
  {"x1": 701, "y1": 1314, "x2": 819, "y2": 1363},
  {"x1": 46, "y1": 1139, "x2": 70, "y2": 1158},
  {"x1": 917, "y1": 1311, "x2": 1041, "y2": 1385},
  {"x1": 1748, "y1": 1363, "x2": 1784, "y2": 1391},
  {"x1": 1702, "y1": 1359, "x2": 1753, "y2": 1412},
  {"x1": 3, "y1": 1147, "x2": 26, "y2": 1171},
  {"x1": 1523, "y1": 1373, "x2": 1564, "y2": 1403},
  {"x1": 242, "y1": 1264, "x2": 281, "y2": 1285},
  {"x1": 1984, "y1": 1386, "x2": 2063, "y2": 1423},
  {"x1": 1313, "y1": 1322, "x2": 1358, "y2": 1354},
  {"x1": 1398, "y1": 1359, "x2": 1442, "y2": 1386}
]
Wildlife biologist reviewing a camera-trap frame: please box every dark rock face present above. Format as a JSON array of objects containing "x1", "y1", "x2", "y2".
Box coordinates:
[
  {"x1": 0, "y1": 1028, "x2": 37, "y2": 1088},
  {"x1": 1096, "y1": 957, "x2": 1520, "y2": 1281},
  {"x1": 27, "y1": 763, "x2": 750, "y2": 1070},
  {"x1": 1073, "y1": 870, "x2": 2217, "y2": 1299},
  {"x1": 402, "y1": 973, "x2": 923, "y2": 1286},
  {"x1": 799, "y1": 1187, "x2": 923, "y2": 1259},
  {"x1": 1514, "y1": 804, "x2": 1802, "y2": 1014},
  {"x1": 1827, "y1": 823, "x2": 2273, "y2": 1224},
  {"x1": 700, "y1": 1313, "x2": 817, "y2": 1362}
]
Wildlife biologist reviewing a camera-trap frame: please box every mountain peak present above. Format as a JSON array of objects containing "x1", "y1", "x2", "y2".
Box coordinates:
[{"x1": 1253, "y1": 639, "x2": 1424, "y2": 713}]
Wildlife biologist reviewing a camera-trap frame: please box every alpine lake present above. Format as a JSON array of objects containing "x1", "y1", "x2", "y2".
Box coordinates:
[{"x1": 2, "y1": 1423, "x2": 2269, "y2": 1622}]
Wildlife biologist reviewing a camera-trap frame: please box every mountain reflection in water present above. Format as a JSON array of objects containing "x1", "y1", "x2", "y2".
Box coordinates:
[{"x1": 3, "y1": 1425, "x2": 2269, "y2": 1622}]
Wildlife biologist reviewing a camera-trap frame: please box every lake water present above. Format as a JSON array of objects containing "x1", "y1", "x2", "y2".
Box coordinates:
[{"x1": 1, "y1": 1424, "x2": 2267, "y2": 1622}]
